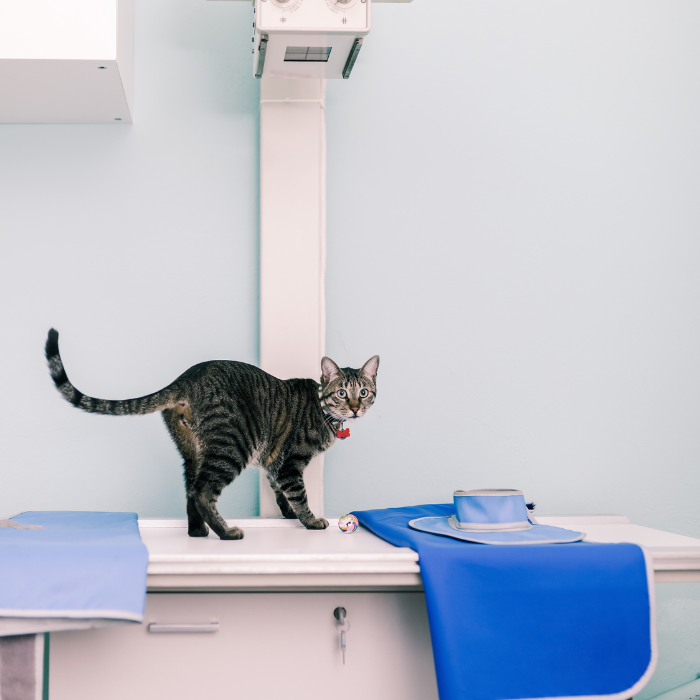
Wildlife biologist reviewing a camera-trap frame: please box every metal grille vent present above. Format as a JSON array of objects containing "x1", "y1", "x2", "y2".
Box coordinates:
[{"x1": 284, "y1": 47, "x2": 332, "y2": 62}]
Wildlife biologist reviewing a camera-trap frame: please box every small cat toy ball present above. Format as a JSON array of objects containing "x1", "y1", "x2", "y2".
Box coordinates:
[{"x1": 338, "y1": 514, "x2": 359, "y2": 534}]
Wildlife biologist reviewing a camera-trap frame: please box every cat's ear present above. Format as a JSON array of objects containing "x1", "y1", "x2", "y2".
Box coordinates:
[
  {"x1": 361, "y1": 355, "x2": 380, "y2": 383},
  {"x1": 321, "y1": 357, "x2": 341, "y2": 384}
]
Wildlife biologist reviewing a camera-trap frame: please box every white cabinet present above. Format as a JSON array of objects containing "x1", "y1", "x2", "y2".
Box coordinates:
[
  {"x1": 0, "y1": 0, "x2": 133, "y2": 123},
  {"x1": 49, "y1": 591, "x2": 439, "y2": 700},
  {"x1": 46, "y1": 515, "x2": 700, "y2": 698}
]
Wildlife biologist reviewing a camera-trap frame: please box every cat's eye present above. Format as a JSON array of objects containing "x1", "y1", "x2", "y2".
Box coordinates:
[
  {"x1": 360, "y1": 389, "x2": 368, "y2": 397},
  {"x1": 337, "y1": 389, "x2": 347, "y2": 398}
]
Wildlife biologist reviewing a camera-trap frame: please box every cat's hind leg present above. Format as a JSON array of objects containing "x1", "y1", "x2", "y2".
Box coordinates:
[
  {"x1": 161, "y1": 408, "x2": 209, "y2": 538},
  {"x1": 186, "y1": 490, "x2": 209, "y2": 538},
  {"x1": 276, "y1": 456, "x2": 328, "y2": 530},
  {"x1": 265, "y1": 473, "x2": 297, "y2": 519},
  {"x1": 191, "y1": 450, "x2": 246, "y2": 540}
]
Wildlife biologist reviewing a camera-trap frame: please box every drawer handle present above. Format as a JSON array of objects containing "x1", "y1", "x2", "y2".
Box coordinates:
[{"x1": 148, "y1": 623, "x2": 219, "y2": 634}]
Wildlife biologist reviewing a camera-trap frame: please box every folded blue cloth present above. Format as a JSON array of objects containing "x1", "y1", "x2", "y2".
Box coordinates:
[
  {"x1": 0, "y1": 512, "x2": 148, "y2": 622},
  {"x1": 353, "y1": 503, "x2": 656, "y2": 700}
]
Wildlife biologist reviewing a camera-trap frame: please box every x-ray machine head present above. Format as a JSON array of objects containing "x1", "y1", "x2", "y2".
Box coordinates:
[{"x1": 253, "y1": 0, "x2": 370, "y2": 80}]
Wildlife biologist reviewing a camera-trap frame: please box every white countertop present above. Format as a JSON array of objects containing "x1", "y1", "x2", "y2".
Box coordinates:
[
  {"x1": 142, "y1": 518, "x2": 420, "y2": 591},
  {"x1": 139, "y1": 515, "x2": 700, "y2": 591},
  {"x1": 536, "y1": 516, "x2": 700, "y2": 581}
]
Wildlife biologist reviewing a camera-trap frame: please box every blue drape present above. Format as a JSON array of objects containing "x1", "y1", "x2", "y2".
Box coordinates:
[{"x1": 354, "y1": 503, "x2": 654, "y2": 700}]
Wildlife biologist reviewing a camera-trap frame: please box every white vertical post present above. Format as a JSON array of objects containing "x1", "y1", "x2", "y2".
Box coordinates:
[{"x1": 259, "y1": 78, "x2": 327, "y2": 518}]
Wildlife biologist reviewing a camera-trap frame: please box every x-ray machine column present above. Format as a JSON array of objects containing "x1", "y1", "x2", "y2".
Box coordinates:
[{"x1": 259, "y1": 78, "x2": 327, "y2": 517}]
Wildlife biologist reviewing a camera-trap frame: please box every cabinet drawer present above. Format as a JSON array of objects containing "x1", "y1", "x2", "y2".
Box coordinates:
[{"x1": 50, "y1": 592, "x2": 438, "y2": 700}]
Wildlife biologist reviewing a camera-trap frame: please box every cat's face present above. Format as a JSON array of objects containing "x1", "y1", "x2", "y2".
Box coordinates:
[{"x1": 320, "y1": 355, "x2": 379, "y2": 422}]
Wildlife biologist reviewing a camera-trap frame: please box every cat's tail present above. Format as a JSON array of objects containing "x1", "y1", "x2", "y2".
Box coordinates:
[{"x1": 45, "y1": 328, "x2": 173, "y2": 416}]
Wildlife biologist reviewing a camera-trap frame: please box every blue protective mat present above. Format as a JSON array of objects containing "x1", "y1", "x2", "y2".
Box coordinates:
[
  {"x1": 0, "y1": 512, "x2": 149, "y2": 621},
  {"x1": 353, "y1": 503, "x2": 656, "y2": 700}
]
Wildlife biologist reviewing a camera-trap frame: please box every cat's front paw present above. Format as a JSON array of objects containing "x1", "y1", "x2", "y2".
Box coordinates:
[
  {"x1": 304, "y1": 517, "x2": 329, "y2": 530},
  {"x1": 278, "y1": 502, "x2": 297, "y2": 519}
]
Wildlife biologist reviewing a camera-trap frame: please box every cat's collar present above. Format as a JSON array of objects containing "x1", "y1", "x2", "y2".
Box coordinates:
[{"x1": 318, "y1": 385, "x2": 350, "y2": 440}]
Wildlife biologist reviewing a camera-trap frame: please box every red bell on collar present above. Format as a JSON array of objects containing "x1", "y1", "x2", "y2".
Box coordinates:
[{"x1": 337, "y1": 428, "x2": 351, "y2": 440}]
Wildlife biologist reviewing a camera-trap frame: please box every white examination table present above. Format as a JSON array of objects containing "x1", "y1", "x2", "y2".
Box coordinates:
[{"x1": 47, "y1": 515, "x2": 700, "y2": 700}]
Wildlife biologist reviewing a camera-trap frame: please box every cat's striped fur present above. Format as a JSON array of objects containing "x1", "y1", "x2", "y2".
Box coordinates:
[{"x1": 45, "y1": 329, "x2": 379, "y2": 540}]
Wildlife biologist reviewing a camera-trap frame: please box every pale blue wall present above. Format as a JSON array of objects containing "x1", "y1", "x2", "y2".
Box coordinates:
[
  {"x1": 1, "y1": 0, "x2": 700, "y2": 696},
  {"x1": 0, "y1": 0, "x2": 260, "y2": 518},
  {"x1": 323, "y1": 2, "x2": 700, "y2": 697}
]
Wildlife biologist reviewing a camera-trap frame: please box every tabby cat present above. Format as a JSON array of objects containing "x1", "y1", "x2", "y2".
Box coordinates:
[{"x1": 45, "y1": 329, "x2": 379, "y2": 540}]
